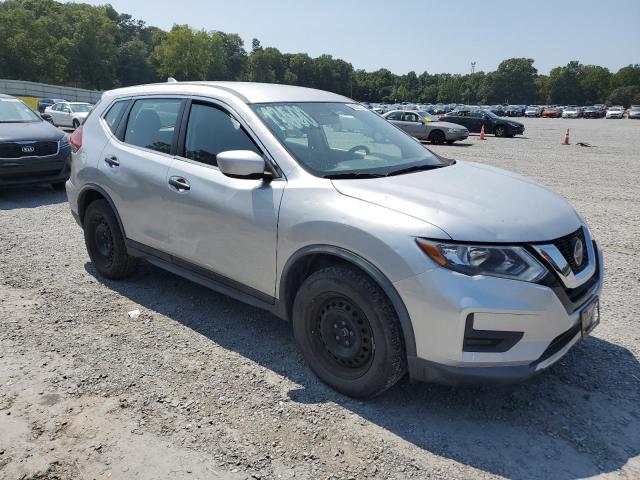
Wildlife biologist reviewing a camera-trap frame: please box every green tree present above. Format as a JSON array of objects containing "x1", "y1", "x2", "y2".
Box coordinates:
[
  {"x1": 608, "y1": 86, "x2": 640, "y2": 107},
  {"x1": 153, "y1": 25, "x2": 213, "y2": 81}
]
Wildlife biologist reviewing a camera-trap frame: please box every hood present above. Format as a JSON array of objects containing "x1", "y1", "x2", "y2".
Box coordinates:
[
  {"x1": 331, "y1": 161, "x2": 581, "y2": 242},
  {"x1": 430, "y1": 121, "x2": 468, "y2": 130},
  {"x1": 0, "y1": 121, "x2": 64, "y2": 143},
  {"x1": 506, "y1": 120, "x2": 524, "y2": 127}
]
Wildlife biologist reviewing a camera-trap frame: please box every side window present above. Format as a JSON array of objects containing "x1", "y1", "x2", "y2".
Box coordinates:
[
  {"x1": 183, "y1": 103, "x2": 259, "y2": 167},
  {"x1": 124, "y1": 98, "x2": 182, "y2": 154},
  {"x1": 103, "y1": 100, "x2": 128, "y2": 133},
  {"x1": 52, "y1": 104, "x2": 59, "y2": 111},
  {"x1": 403, "y1": 113, "x2": 419, "y2": 122},
  {"x1": 386, "y1": 112, "x2": 403, "y2": 121}
]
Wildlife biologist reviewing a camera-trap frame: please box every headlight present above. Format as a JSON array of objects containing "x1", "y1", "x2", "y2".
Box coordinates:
[
  {"x1": 416, "y1": 239, "x2": 547, "y2": 282},
  {"x1": 60, "y1": 136, "x2": 69, "y2": 145},
  {"x1": 447, "y1": 128, "x2": 454, "y2": 133}
]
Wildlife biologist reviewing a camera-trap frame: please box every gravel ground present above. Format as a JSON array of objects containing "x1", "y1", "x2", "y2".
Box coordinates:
[{"x1": 1, "y1": 117, "x2": 639, "y2": 480}]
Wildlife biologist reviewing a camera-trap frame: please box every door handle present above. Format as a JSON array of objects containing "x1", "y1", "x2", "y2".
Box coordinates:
[
  {"x1": 169, "y1": 176, "x2": 190, "y2": 191},
  {"x1": 104, "y1": 155, "x2": 120, "y2": 167}
]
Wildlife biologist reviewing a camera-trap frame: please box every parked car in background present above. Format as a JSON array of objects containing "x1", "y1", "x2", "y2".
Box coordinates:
[
  {"x1": 37, "y1": 97, "x2": 66, "y2": 113},
  {"x1": 628, "y1": 106, "x2": 640, "y2": 119},
  {"x1": 383, "y1": 110, "x2": 469, "y2": 144},
  {"x1": 583, "y1": 106, "x2": 605, "y2": 119},
  {"x1": 504, "y1": 105, "x2": 521, "y2": 117},
  {"x1": 562, "y1": 106, "x2": 583, "y2": 118},
  {"x1": 67, "y1": 81, "x2": 602, "y2": 398},
  {"x1": 0, "y1": 94, "x2": 70, "y2": 189},
  {"x1": 542, "y1": 107, "x2": 562, "y2": 118},
  {"x1": 525, "y1": 106, "x2": 542, "y2": 117},
  {"x1": 488, "y1": 105, "x2": 506, "y2": 116},
  {"x1": 44, "y1": 101, "x2": 93, "y2": 129},
  {"x1": 443, "y1": 109, "x2": 524, "y2": 137},
  {"x1": 605, "y1": 106, "x2": 624, "y2": 119}
]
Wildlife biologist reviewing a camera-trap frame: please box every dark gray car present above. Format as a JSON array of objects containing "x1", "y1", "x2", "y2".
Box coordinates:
[{"x1": 0, "y1": 94, "x2": 71, "y2": 189}]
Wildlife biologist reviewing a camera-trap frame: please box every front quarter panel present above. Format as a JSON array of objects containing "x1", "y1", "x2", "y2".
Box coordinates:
[{"x1": 276, "y1": 179, "x2": 451, "y2": 297}]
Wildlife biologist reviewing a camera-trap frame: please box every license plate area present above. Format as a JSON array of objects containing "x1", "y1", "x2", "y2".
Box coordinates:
[{"x1": 580, "y1": 297, "x2": 600, "y2": 337}]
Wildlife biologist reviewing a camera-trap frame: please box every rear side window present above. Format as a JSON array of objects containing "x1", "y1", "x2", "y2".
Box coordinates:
[
  {"x1": 103, "y1": 100, "x2": 128, "y2": 133},
  {"x1": 124, "y1": 98, "x2": 182, "y2": 154},
  {"x1": 183, "y1": 103, "x2": 259, "y2": 167},
  {"x1": 386, "y1": 112, "x2": 403, "y2": 121}
]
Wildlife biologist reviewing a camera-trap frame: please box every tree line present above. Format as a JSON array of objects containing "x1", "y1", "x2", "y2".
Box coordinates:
[{"x1": 1, "y1": 0, "x2": 639, "y2": 106}]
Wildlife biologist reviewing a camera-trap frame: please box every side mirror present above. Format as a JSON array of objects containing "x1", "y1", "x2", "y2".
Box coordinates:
[{"x1": 217, "y1": 150, "x2": 268, "y2": 180}]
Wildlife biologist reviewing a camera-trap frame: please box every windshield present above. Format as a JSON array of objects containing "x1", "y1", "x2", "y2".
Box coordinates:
[
  {"x1": 418, "y1": 111, "x2": 438, "y2": 122},
  {"x1": 252, "y1": 102, "x2": 444, "y2": 178},
  {"x1": 70, "y1": 104, "x2": 92, "y2": 113},
  {"x1": 0, "y1": 98, "x2": 40, "y2": 123},
  {"x1": 481, "y1": 109, "x2": 499, "y2": 119}
]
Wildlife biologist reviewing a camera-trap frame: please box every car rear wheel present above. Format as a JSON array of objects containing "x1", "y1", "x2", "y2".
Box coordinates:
[
  {"x1": 72, "y1": 119, "x2": 80, "y2": 129},
  {"x1": 83, "y1": 199, "x2": 137, "y2": 279},
  {"x1": 292, "y1": 265, "x2": 406, "y2": 398},
  {"x1": 494, "y1": 125, "x2": 507, "y2": 137},
  {"x1": 429, "y1": 130, "x2": 446, "y2": 145}
]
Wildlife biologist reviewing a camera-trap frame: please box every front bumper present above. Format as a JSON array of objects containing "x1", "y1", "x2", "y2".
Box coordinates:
[
  {"x1": 0, "y1": 145, "x2": 71, "y2": 187},
  {"x1": 445, "y1": 131, "x2": 469, "y2": 141},
  {"x1": 395, "y1": 239, "x2": 603, "y2": 385}
]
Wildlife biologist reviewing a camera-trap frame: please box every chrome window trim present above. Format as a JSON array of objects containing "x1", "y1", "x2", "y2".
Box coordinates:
[{"x1": 531, "y1": 226, "x2": 596, "y2": 289}]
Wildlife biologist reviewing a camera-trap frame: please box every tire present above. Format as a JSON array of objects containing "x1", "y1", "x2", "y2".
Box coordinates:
[
  {"x1": 51, "y1": 181, "x2": 66, "y2": 191},
  {"x1": 83, "y1": 199, "x2": 137, "y2": 279},
  {"x1": 446, "y1": 140, "x2": 455, "y2": 145},
  {"x1": 429, "y1": 130, "x2": 446, "y2": 145},
  {"x1": 292, "y1": 265, "x2": 406, "y2": 398},
  {"x1": 494, "y1": 125, "x2": 507, "y2": 137},
  {"x1": 72, "y1": 119, "x2": 80, "y2": 129}
]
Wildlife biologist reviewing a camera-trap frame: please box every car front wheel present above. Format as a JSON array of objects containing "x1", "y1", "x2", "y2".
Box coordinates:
[
  {"x1": 292, "y1": 265, "x2": 406, "y2": 398},
  {"x1": 494, "y1": 125, "x2": 507, "y2": 137}
]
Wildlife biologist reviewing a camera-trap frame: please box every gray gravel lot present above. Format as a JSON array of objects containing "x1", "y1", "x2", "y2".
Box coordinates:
[{"x1": 1, "y1": 117, "x2": 639, "y2": 480}]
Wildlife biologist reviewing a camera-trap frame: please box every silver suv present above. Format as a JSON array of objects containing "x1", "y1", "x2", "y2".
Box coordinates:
[{"x1": 66, "y1": 82, "x2": 603, "y2": 398}]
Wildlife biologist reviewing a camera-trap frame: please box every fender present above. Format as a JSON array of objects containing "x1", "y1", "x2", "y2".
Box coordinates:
[
  {"x1": 77, "y1": 183, "x2": 127, "y2": 237},
  {"x1": 280, "y1": 244, "x2": 417, "y2": 358}
]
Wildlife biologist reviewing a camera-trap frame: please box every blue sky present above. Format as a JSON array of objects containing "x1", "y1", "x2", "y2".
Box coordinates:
[{"x1": 74, "y1": 0, "x2": 639, "y2": 75}]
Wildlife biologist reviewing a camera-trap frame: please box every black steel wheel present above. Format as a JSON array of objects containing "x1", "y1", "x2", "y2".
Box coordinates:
[
  {"x1": 293, "y1": 265, "x2": 406, "y2": 398},
  {"x1": 84, "y1": 199, "x2": 137, "y2": 279}
]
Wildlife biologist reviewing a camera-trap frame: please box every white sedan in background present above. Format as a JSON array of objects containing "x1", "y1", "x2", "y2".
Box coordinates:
[
  {"x1": 44, "y1": 101, "x2": 93, "y2": 129},
  {"x1": 606, "y1": 106, "x2": 625, "y2": 119}
]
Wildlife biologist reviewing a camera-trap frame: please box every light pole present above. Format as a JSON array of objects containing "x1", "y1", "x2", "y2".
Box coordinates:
[{"x1": 468, "y1": 62, "x2": 476, "y2": 105}]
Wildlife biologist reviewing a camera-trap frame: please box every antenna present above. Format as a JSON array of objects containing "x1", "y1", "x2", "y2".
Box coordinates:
[{"x1": 471, "y1": 62, "x2": 476, "y2": 74}]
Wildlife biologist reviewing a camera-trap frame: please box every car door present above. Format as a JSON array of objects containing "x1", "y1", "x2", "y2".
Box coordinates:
[
  {"x1": 446, "y1": 111, "x2": 471, "y2": 130},
  {"x1": 385, "y1": 111, "x2": 409, "y2": 133},
  {"x1": 98, "y1": 96, "x2": 185, "y2": 252},
  {"x1": 165, "y1": 99, "x2": 285, "y2": 298},
  {"x1": 402, "y1": 112, "x2": 427, "y2": 139},
  {"x1": 58, "y1": 103, "x2": 73, "y2": 127}
]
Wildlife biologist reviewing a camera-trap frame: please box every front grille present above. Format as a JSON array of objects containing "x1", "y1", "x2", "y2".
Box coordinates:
[
  {"x1": 553, "y1": 228, "x2": 588, "y2": 274},
  {"x1": 0, "y1": 141, "x2": 58, "y2": 159}
]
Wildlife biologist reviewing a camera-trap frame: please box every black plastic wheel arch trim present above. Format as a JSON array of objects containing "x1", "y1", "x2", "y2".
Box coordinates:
[{"x1": 279, "y1": 244, "x2": 417, "y2": 358}]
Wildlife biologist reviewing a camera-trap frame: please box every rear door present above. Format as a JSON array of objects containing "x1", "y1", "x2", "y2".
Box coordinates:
[
  {"x1": 165, "y1": 99, "x2": 285, "y2": 297},
  {"x1": 446, "y1": 111, "x2": 472, "y2": 130},
  {"x1": 98, "y1": 96, "x2": 185, "y2": 252}
]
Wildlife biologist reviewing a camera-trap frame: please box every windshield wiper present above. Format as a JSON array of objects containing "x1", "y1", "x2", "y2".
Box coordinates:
[
  {"x1": 385, "y1": 164, "x2": 447, "y2": 177},
  {"x1": 323, "y1": 172, "x2": 386, "y2": 179}
]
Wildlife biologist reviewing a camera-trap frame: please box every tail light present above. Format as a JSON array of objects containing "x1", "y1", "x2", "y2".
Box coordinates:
[{"x1": 69, "y1": 126, "x2": 83, "y2": 151}]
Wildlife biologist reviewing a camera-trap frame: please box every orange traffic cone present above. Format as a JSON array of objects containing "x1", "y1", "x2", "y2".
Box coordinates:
[
  {"x1": 479, "y1": 124, "x2": 486, "y2": 140},
  {"x1": 563, "y1": 128, "x2": 570, "y2": 145}
]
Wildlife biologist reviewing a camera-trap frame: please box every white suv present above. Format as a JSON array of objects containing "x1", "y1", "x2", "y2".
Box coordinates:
[{"x1": 66, "y1": 82, "x2": 603, "y2": 398}]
